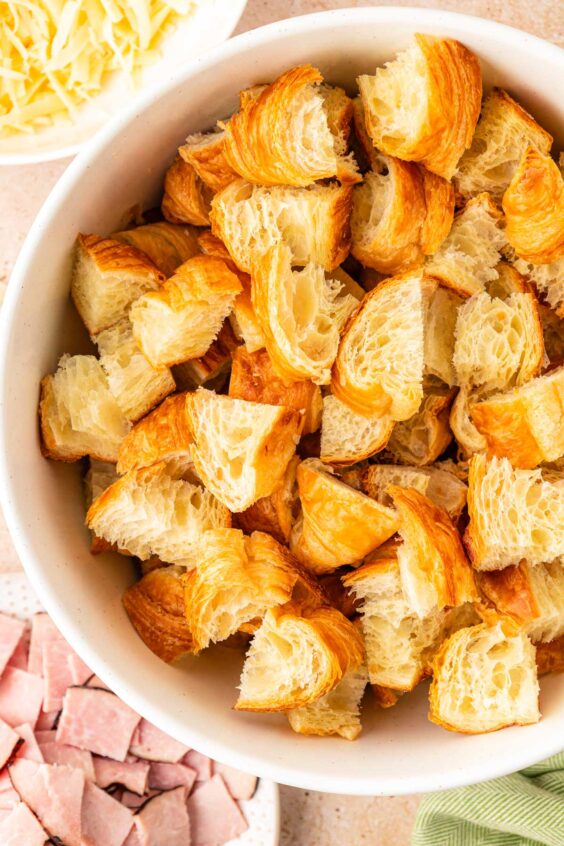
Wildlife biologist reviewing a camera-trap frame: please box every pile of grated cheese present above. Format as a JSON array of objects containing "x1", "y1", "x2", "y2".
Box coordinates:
[{"x1": 0, "y1": 0, "x2": 198, "y2": 137}]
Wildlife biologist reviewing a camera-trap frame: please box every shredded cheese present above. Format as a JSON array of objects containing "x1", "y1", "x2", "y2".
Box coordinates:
[{"x1": 0, "y1": 0, "x2": 198, "y2": 137}]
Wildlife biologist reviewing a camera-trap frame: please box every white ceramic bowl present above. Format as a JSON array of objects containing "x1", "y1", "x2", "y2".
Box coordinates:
[
  {"x1": 0, "y1": 0, "x2": 248, "y2": 165},
  {"x1": 1, "y1": 8, "x2": 563, "y2": 796}
]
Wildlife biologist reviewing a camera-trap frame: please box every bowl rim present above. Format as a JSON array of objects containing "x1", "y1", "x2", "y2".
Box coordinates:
[{"x1": 1, "y1": 7, "x2": 563, "y2": 796}]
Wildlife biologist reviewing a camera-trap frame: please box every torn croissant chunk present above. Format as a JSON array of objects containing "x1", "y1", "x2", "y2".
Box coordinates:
[
  {"x1": 383, "y1": 382, "x2": 455, "y2": 466},
  {"x1": 361, "y1": 464, "x2": 467, "y2": 522},
  {"x1": 112, "y1": 221, "x2": 201, "y2": 278},
  {"x1": 319, "y1": 394, "x2": 394, "y2": 466},
  {"x1": 180, "y1": 128, "x2": 239, "y2": 194},
  {"x1": 117, "y1": 393, "x2": 192, "y2": 476},
  {"x1": 358, "y1": 34, "x2": 482, "y2": 179},
  {"x1": 287, "y1": 663, "x2": 368, "y2": 741},
  {"x1": 161, "y1": 155, "x2": 212, "y2": 227},
  {"x1": 224, "y1": 65, "x2": 360, "y2": 187},
  {"x1": 429, "y1": 621, "x2": 540, "y2": 733},
  {"x1": 236, "y1": 456, "x2": 300, "y2": 546},
  {"x1": 235, "y1": 602, "x2": 365, "y2": 711}
]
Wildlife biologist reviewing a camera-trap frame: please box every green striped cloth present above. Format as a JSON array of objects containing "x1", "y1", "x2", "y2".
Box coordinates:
[{"x1": 413, "y1": 752, "x2": 564, "y2": 845}]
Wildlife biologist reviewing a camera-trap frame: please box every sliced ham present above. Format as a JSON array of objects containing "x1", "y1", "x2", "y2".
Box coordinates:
[
  {"x1": 0, "y1": 613, "x2": 26, "y2": 677},
  {"x1": 124, "y1": 829, "x2": 142, "y2": 846},
  {"x1": 0, "y1": 769, "x2": 13, "y2": 791},
  {"x1": 28, "y1": 613, "x2": 61, "y2": 675},
  {"x1": 7, "y1": 629, "x2": 29, "y2": 671},
  {"x1": 14, "y1": 723, "x2": 43, "y2": 762},
  {"x1": 0, "y1": 802, "x2": 48, "y2": 846},
  {"x1": 187, "y1": 775, "x2": 248, "y2": 845},
  {"x1": 0, "y1": 789, "x2": 20, "y2": 810},
  {"x1": 183, "y1": 749, "x2": 212, "y2": 781},
  {"x1": 0, "y1": 667, "x2": 43, "y2": 727},
  {"x1": 68, "y1": 652, "x2": 93, "y2": 686},
  {"x1": 0, "y1": 718, "x2": 19, "y2": 769},
  {"x1": 93, "y1": 756, "x2": 149, "y2": 795},
  {"x1": 42, "y1": 638, "x2": 79, "y2": 711},
  {"x1": 40, "y1": 740, "x2": 95, "y2": 780},
  {"x1": 34, "y1": 729, "x2": 56, "y2": 743},
  {"x1": 148, "y1": 762, "x2": 197, "y2": 793},
  {"x1": 129, "y1": 718, "x2": 188, "y2": 763},
  {"x1": 87, "y1": 674, "x2": 112, "y2": 691},
  {"x1": 57, "y1": 687, "x2": 140, "y2": 762},
  {"x1": 35, "y1": 709, "x2": 59, "y2": 730},
  {"x1": 9, "y1": 759, "x2": 84, "y2": 846},
  {"x1": 134, "y1": 786, "x2": 191, "y2": 846},
  {"x1": 213, "y1": 762, "x2": 257, "y2": 800},
  {"x1": 121, "y1": 789, "x2": 161, "y2": 810},
  {"x1": 81, "y1": 780, "x2": 134, "y2": 846}
]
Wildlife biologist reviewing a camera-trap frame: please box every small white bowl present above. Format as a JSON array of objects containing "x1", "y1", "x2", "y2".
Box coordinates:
[
  {"x1": 0, "y1": 0, "x2": 248, "y2": 165},
  {"x1": 1, "y1": 8, "x2": 563, "y2": 796}
]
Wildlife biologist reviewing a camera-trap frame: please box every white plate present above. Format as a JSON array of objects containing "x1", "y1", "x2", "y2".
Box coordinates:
[
  {"x1": 0, "y1": 7, "x2": 563, "y2": 796},
  {"x1": 0, "y1": 572, "x2": 280, "y2": 846},
  {"x1": 0, "y1": 0, "x2": 248, "y2": 165}
]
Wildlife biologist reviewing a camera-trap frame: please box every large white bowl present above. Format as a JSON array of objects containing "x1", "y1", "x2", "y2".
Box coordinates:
[{"x1": 1, "y1": 8, "x2": 563, "y2": 796}]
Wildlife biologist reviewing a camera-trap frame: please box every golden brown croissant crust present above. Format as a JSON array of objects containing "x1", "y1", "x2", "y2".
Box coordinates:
[
  {"x1": 161, "y1": 155, "x2": 212, "y2": 227},
  {"x1": 117, "y1": 393, "x2": 191, "y2": 475}
]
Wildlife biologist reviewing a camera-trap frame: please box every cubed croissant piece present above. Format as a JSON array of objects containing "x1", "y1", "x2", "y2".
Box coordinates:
[
  {"x1": 477, "y1": 560, "x2": 564, "y2": 644},
  {"x1": 455, "y1": 88, "x2": 553, "y2": 202},
  {"x1": 95, "y1": 319, "x2": 175, "y2": 423},
  {"x1": 332, "y1": 271, "x2": 432, "y2": 420},
  {"x1": 485, "y1": 261, "x2": 532, "y2": 299},
  {"x1": 388, "y1": 486, "x2": 477, "y2": 619},
  {"x1": 342, "y1": 557, "x2": 448, "y2": 691},
  {"x1": 538, "y1": 303, "x2": 564, "y2": 364},
  {"x1": 173, "y1": 320, "x2": 239, "y2": 393},
  {"x1": 361, "y1": 464, "x2": 467, "y2": 522},
  {"x1": 184, "y1": 528, "x2": 322, "y2": 653},
  {"x1": 453, "y1": 291, "x2": 544, "y2": 395},
  {"x1": 228, "y1": 346, "x2": 322, "y2": 436},
  {"x1": 536, "y1": 636, "x2": 564, "y2": 676},
  {"x1": 358, "y1": 34, "x2": 482, "y2": 180},
  {"x1": 223, "y1": 65, "x2": 360, "y2": 187},
  {"x1": 384, "y1": 382, "x2": 455, "y2": 465},
  {"x1": 252, "y1": 243, "x2": 357, "y2": 385},
  {"x1": 465, "y1": 454, "x2": 564, "y2": 571},
  {"x1": 426, "y1": 193, "x2": 506, "y2": 297},
  {"x1": 429, "y1": 621, "x2": 540, "y2": 733},
  {"x1": 235, "y1": 455, "x2": 299, "y2": 545},
  {"x1": 287, "y1": 663, "x2": 368, "y2": 741},
  {"x1": 84, "y1": 459, "x2": 120, "y2": 555},
  {"x1": 289, "y1": 459, "x2": 399, "y2": 574},
  {"x1": 112, "y1": 221, "x2": 201, "y2": 278},
  {"x1": 116, "y1": 393, "x2": 192, "y2": 475},
  {"x1": 186, "y1": 388, "x2": 302, "y2": 512},
  {"x1": 130, "y1": 255, "x2": 242, "y2": 369},
  {"x1": 235, "y1": 603, "x2": 365, "y2": 711},
  {"x1": 470, "y1": 365, "x2": 564, "y2": 469},
  {"x1": 350, "y1": 158, "x2": 454, "y2": 275},
  {"x1": 450, "y1": 387, "x2": 487, "y2": 459},
  {"x1": 210, "y1": 179, "x2": 352, "y2": 273},
  {"x1": 510, "y1": 254, "x2": 564, "y2": 318},
  {"x1": 503, "y1": 146, "x2": 564, "y2": 265},
  {"x1": 71, "y1": 234, "x2": 164, "y2": 336},
  {"x1": 161, "y1": 155, "x2": 212, "y2": 227},
  {"x1": 180, "y1": 128, "x2": 239, "y2": 194},
  {"x1": 122, "y1": 566, "x2": 193, "y2": 662},
  {"x1": 424, "y1": 286, "x2": 463, "y2": 387},
  {"x1": 319, "y1": 394, "x2": 393, "y2": 466},
  {"x1": 39, "y1": 354, "x2": 130, "y2": 463},
  {"x1": 86, "y1": 462, "x2": 231, "y2": 567},
  {"x1": 351, "y1": 97, "x2": 381, "y2": 171}
]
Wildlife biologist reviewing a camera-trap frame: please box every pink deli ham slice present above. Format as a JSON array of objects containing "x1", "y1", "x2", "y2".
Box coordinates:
[
  {"x1": 14, "y1": 723, "x2": 43, "y2": 762},
  {"x1": 121, "y1": 789, "x2": 160, "y2": 810},
  {"x1": 0, "y1": 614, "x2": 26, "y2": 677},
  {"x1": 0, "y1": 802, "x2": 48, "y2": 846},
  {"x1": 148, "y1": 762, "x2": 197, "y2": 793},
  {"x1": 81, "y1": 780, "x2": 134, "y2": 846},
  {"x1": 183, "y1": 749, "x2": 212, "y2": 781},
  {"x1": 93, "y1": 756, "x2": 150, "y2": 795},
  {"x1": 0, "y1": 718, "x2": 19, "y2": 769},
  {"x1": 0, "y1": 667, "x2": 43, "y2": 728},
  {"x1": 9, "y1": 759, "x2": 84, "y2": 846},
  {"x1": 213, "y1": 762, "x2": 258, "y2": 800},
  {"x1": 68, "y1": 652, "x2": 93, "y2": 686},
  {"x1": 34, "y1": 729, "x2": 56, "y2": 743},
  {"x1": 135, "y1": 786, "x2": 191, "y2": 846},
  {"x1": 57, "y1": 687, "x2": 140, "y2": 762},
  {"x1": 187, "y1": 775, "x2": 248, "y2": 845},
  {"x1": 124, "y1": 829, "x2": 142, "y2": 846},
  {"x1": 0, "y1": 789, "x2": 20, "y2": 810},
  {"x1": 28, "y1": 613, "x2": 61, "y2": 675},
  {"x1": 35, "y1": 709, "x2": 59, "y2": 730},
  {"x1": 40, "y1": 741, "x2": 95, "y2": 780},
  {"x1": 42, "y1": 639, "x2": 90, "y2": 711},
  {"x1": 7, "y1": 629, "x2": 30, "y2": 671},
  {"x1": 129, "y1": 718, "x2": 189, "y2": 763}
]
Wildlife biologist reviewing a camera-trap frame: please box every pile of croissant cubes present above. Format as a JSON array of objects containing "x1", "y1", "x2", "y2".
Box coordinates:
[{"x1": 39, "y1": 34, "x2": 564, "y2": 741}]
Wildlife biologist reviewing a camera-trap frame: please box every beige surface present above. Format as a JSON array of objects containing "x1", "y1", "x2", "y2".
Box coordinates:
[{"x1": 0, "y1": 2, "x2": 561, "y2": 844}]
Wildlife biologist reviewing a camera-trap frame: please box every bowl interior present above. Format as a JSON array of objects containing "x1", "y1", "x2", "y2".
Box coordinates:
[{"x1": 2, "y1": 8, "x2": 563, "y2": 795}]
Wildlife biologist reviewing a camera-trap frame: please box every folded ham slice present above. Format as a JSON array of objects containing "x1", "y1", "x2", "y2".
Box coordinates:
[
  {"x1": 9, "y1": 759, "x2": 84, "y2": 846},
  {"x1": 34, "y1": 729, "x2": 56, "y2": 743},
  {"x1": 35, "y1": 709, "x2": 59, "y2": 730},
  {"x1": 0, "y1": 801, "x2": 48, "y2": 846},
  {"x1": 0, "y1": 719, "x2": 19, "y2": 769},
  {"x1": 0, "y1": 614, "x2": 26, "y2": 677},
  {"x1": 187, "y1": 775, "x2": 248, "y2": 846},
  {"x1": 148, "y1": 762, "x2": 197, "y2": 792},
  {"x1": 57, "y1": 687, "x2": 140, "y2": 761},
  {"x1": 81, "y1": 780, "x2": 134, "y2": 846},
  {"x1": 40, "y1": 740, "x2": 95, "y2": 780},
  {"x1": 68, "y1": 652, "x2": 93, "y2": 686},
  {"x1": 42, "y1": 639, "x2": 92, "y2": 711},
  {"x1": 121, "y1": 789, "x2": 161, "y2": 810},
  {"x1": 93, "y1": 756, "x2": 150, "y2": 795},
  {"x1": 7, "y1": 629, "x2": 29, "y2": 671},
  {"x1": 135, "y1": 786, "x2": 191, "y2": 846},
  {"x1": 182, "y1": 749, "x2": 212, "y2": 781},
  {"x1": 213, "y1": 763, "x2": 257, "y2": 800},
  {"x1": 28, "y1": 613, "x2": 60, "y2": 675},
  {"x1": 129, "y1": 718, "x2": 189, "y2": 763},
  {"x1": 0, "y1": 667, "x2": 43, "y2": 727},
  {"x1": 14, "y1": 723, "x2": 43, "y2": 762}
]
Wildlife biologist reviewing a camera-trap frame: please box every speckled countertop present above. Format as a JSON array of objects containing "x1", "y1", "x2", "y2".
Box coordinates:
[{"x1": 0, "y1": 2, "x2": 562, "y2": 844}]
